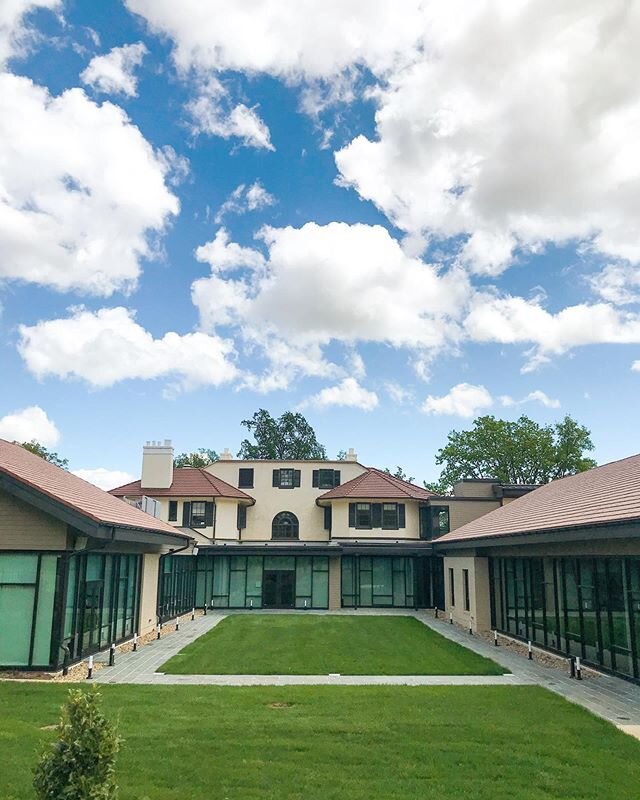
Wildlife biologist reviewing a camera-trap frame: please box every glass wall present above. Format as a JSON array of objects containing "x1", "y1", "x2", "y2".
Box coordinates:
[
  {"x1": 0, "y1": 552, "x2": 61, "y2": 668},
  {"x1": 195, "y1": 554, "x2": 329, "y2": 609},
  {"x1": 491, "y1": 556, "x2": 640, "y2": 682},
  {"x1": 341, "y1": 556, "x2": 417, "y2": 607},
  {"x1": 158, "y1": 555, "x2": 197, "y2": 622}
]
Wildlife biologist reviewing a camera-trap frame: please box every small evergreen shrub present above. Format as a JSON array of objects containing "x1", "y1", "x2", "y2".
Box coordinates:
[{"x1": 33, "y1": 685, "x2": 121, "y2": 800}]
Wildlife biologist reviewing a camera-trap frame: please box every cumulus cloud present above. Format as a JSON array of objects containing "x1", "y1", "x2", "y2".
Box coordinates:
[
  {"x1": 17, "y1": 307, "x2": 238, "y2": 390},
  {"x1": 72, "y1": 468, "x2": 135, "y2": 491},
  {"x1": 300, "y1": 378, "x2": 379, "y2": 411},
  {"x1": 0, "y1": 74, "x2": 178, "y2": 295},
  {"x1": 187, "y1": 78, "x2": 273, "y2": 150},
  {"x1": 421, "y1": 383, "x2": 493, "y2": 418},
  {"x1": 0, "y1": 0, "x2": 60, "y2": 65},
  {"x1": 81, "y1": 42, "x2": 148, "y2": 97},
  {"x1": 215, "y1": 181, "x2": 276, "y2": 224},
  {"x1": 0, "y1": 405, "x2": 60, "y2": 446},
  {"x1": 500, "y1": 390, "x2": 560, "y2": 409},
  {"x1": 589, "y1": 263, "x2": 640, "y2": 306}
]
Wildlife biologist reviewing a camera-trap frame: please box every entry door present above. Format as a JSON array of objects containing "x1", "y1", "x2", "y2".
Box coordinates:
[{"x1": 263, "y1": 570, "x2": 295, "y2": 608}]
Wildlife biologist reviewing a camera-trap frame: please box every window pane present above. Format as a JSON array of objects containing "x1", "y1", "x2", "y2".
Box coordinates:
[
  {"x1": 32, "y1": 555, "x2": 58, "y2": 666},
  {"x1": 0, "y1": 585, "x2": 35, "y2": 665},
  {"x1": 279, "y1": 469, "x2": 294, "y2": 487},
  {"x1": 318, "y1": 469, "x2": 334, "y2": 489},
  {"x1": 382, "y1": 503, "x2": 398, "y2": 529},
  {"x1": 191, "y1": 502, "x2": 206, "y2": 526},
  {"x1": 356, "y1": 503, "x2": 371, "y2": 528}
]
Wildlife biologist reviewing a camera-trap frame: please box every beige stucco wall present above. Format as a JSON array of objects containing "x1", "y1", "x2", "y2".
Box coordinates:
[
  {"x1": 329, "y1": 498, "x2": 421, "y2": 539},
  {"x1": 443, "y1": 555, "x2": 492, "y2": 633},
  {"x1": 138, "y1": 553, "x2": 160, "y2": 635},
  {"x1": 0, "y1": 489, "x2": 68, "y2": 550},
  {"x1": 328, "y1": 556, "x2": 341, "y2": 610},
  {"x1": 451, "y1": 480, "x2": 497, "y2": 498},
  {"x1": 436, "y1": 499, "x2": 501, "y2": 532},
  {"x1": 207, "y1": 460, "x2": 365, "y2": 541},
  {"x1": 134, "y1": 496, "x2": 217, "y2": 540}
]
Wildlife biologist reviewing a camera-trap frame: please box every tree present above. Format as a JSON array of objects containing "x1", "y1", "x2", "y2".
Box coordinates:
[
  {"x1": 33, "y1": 686, "x2": 121, "y2": 800},
  {"x1": 21, "y1": 440, "x2": 68, "y2": 470},
  {"x1": 336, "y1": 450, "x2": 347, "y2": 461},
  {"x1": 384, "y1": 466, "x2": 415, "y2": 483},
  {"x1": 237, "y1": 409, "x2": 327, "y2": 459},
  {"x1": 426, "y1": 414, "x2": 597, "y2": 492},
  {"x1": 174, "y1": 448, "x2": 218, "y2": 468}
]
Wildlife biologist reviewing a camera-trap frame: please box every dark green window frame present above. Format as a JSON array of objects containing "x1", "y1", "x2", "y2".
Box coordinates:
[
  {"x1": 272, "y1": 511, "x2": 299, "y2": 539},
  {"x1": 420, "y1": 505, "x2": 450, "y2": 539},
  {"x1": 168, "y1": 500, "x2": 178, "y2": 521},
  {"x1": 273, "y1": 468, "x2": 301, "y2": 489},
  {"x1": 463, "y1": 568, "x2": 470, "y2": 611},
  {"x1": 313, "y1": 469, "x2": 341, "y2": 489},
  {"x1": 355, "y1": 503, "x2": 372, "y2": 529},
  {"x1": 238, "y1": 468, "x2": 254, "y2": 488},
  {"x1": 449, "y1": 567, "x2": 455, "y2": 607}
]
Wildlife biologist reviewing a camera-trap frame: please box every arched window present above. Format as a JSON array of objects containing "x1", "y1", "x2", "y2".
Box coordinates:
[{"x1": 272, "y1": 511, "x2": 299, "y2": 539}]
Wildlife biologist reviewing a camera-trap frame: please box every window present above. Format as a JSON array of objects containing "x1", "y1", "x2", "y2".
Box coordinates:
[
  {"x1": 313, "y1": 469, "x2": 341, "y2": 489},
  {"x1": 190, "y1": 501, "x2": 207, "y2": 527},
  {"x1": 238, "y1": 468, "x2": 254, "y2": 488},
  {"x1": 463, "y1": 569, "x2": 470, "y2": 611},
  {"x1": 272, "y1": 511, "x2": 299, "y2": 539},
  {"x1": 449, "y1": 567, "x2": 455, "y2": 607},
  {"x1": 273, "y1": 468, "x2": 301, "y2": 488},
  {"x1": 419, "y1": 505, "x2": 450, "y2": 539},
  {"x1": 323, "y1": 505, "x2": 332, "y2": 531},
  {"x1": 382, "y1": 503, "x2": 398, "y2": 529},
  {"x1": 237, "y1": 504, "x2": 247, "y2": 530},
  {"x1": 356, "y1": 503, "x2": 372, "y2": 529},
  {"x1": 168, "y1": 500, "x2": 178, "y2": 522}
]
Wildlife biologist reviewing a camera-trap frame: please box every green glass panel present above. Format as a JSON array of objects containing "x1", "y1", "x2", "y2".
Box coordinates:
[
  {"x1": 63, "y1": 557, "x2": 77, "y2": 639},
  {"x1": 372, "y1": 558, "x2": 393, "y2": 605},
  {"x1": 296, "y1": 557, "x2": 312, "y2": 600},
  {"x1": 359, "y1": 563, "x2": 372, "y2": 606},
  {"x1": 229, "y1": 569, "x2": 246, "y2": 607},
  {"x1": 246, "y1": 557, "x2": 263, "y2": 607},
  {"x1": 313, "y1": 557, "x2": 329, "y2": 572},
  {"x1": 0, "y1": 585, "x2": 34, "y2": 665},
  {"x1": 341, "y1": 557, "x2": 355, "y2": 606},
  {"x1": 31, "y1": 555, "x2": 58, "y2": 666},
  {"x1": 0, "y1": 553, "x2": 38, "y2": 583},
  {"x1": 393, "y1": 562, "x2": 406, "y2": 606},
  {"x1": 212, "y1": 558, "x2": 230, "y2": 607},
  {"x1": 264, "y1": 556, "x2": 295, "y2": 571},
  {"x1": 311, "y1": 567, "x2": 328, "y2": 608},
  {"x1": 100, "y1": 557, "x2": 114, "y2": 647}
]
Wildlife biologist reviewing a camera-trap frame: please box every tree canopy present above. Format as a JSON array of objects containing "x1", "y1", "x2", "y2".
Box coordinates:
[
  {"x1": 237, "y1": 409, "x2": 327, "y2": 459},
  {"x1": 384, "y1": 466, "x2": 415, "y2": 483},
  {"x1": 424, "y1": 414, "x2": 597, "y2": 493},
  {"x1": 21, "y1": 440, "x2": 68, "y2": 470},
  {"x1": 174, "y1": 448, "x2": 218, "y2": 468}
]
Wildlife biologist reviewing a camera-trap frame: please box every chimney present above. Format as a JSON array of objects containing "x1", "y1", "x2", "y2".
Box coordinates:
[
  {"x1": 219, "y1": 448, "x2": 233, "y2": 460},
  {"x1": 141, "y1": 439, "x2": 174, "y2": 489},
  {"x1": 346, "y1": 448, "x2": 357, "y2": 462}
]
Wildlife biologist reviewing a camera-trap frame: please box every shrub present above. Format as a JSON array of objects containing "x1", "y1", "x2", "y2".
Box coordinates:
[{"x1": 33, "y1": 685, "x2": 121, "y2": 800}]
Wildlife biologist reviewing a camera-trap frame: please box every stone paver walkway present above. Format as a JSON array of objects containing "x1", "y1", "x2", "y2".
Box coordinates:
[{"x1": 93, "y1": 609, "x2": 640, "y2": 737}]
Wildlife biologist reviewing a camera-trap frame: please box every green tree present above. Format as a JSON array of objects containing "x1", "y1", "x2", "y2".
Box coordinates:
[
  {"x1": 238, "y1": 409, "x2": 327, "y2": 459},
  {"x1": 336, "y1": 450, "x2": 347, "y2": 461},
  {"x1": 33, "y1": 686, "x2": 121, "y2": 800},
  {"x1": 426, "y1": 414, "x2": 596, "y2": 492},
  {"x1": 384, "y1": 466, "x2": 415, "y2": 483},
  {"x1": 174, "y1": 448, "x2": 219, "y2": 468},
  {"x1": 21, "y1": 440, "x2": 68, "y2": 470}
]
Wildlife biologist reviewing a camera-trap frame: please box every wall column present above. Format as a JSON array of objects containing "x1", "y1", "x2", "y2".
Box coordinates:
[{"x1": 328, "y1": 556, "x2": 341, "y2": 610}]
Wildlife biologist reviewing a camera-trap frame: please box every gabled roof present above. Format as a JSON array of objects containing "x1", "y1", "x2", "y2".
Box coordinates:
[
  {"x1": 110, "y1": 468, "x2": 254, "y2": 502},
  {"x1": 0, "y1": 439, "x2": 188, "y2": 541},
  {"x1": 318, "y1": 467, "x2": 435, "y2": 501},
  {"x1": 438, "y1": 454, "x2": 640, "y2": 544}
]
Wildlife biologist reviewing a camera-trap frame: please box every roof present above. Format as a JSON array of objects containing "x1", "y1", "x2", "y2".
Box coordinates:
[
  {"x1": 438, "y1": 454, "x2": 640, "y2": 543},
  {"x1": 318, "y1": 468, "x2": 435, "y2": 501},
  {"x1": 0, "y1": 439, "x2": 187, "y2": 539},
  {"x1": 110, "y1": 468, "x2": 254, "y2": 501}
]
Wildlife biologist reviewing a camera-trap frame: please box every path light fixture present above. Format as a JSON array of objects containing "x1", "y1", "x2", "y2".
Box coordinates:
[
  {"x1": 156, "y1": 623, "x2": 161, "y2": 641},
  {"x1": 108, "y1": 642, "x2": 116, "y2": 667},
  {"x1": 86, "y1": 655, "x2": 93, "y2": 680},
  {"x1": 191, "y1": 607, "x2": 195, "y2": 621},
  {"x1": 528, "y1": 641, "x2": 533, "y2": 660},
  {"x1": 133, "y1": 632, "x2": 138, "y2": 652},
  {"x1": 494, "y1": 630, "x2": 499, "y2": 647}
]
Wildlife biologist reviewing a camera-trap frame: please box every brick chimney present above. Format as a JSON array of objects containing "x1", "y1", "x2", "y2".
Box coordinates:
[{"x1": 141, "y1": 440, "x2": 174, "y2": 489}]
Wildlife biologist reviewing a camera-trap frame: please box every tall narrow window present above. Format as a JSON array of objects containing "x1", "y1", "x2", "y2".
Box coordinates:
[
  {"x1": 449, "y1": 567, "x2": 455, "y2": 607},
  {"x1": 355, "y1": 503, "x2": 372, "y2": 529},
  {"x1": 168, "y1": 500, "x2": 177, "y2": 522},
  {"x1": 463, "y1": 569, "x2": 470, "y2": 611},
  {"x1": 382, "y1": 503, "x2": 399, "y2": 529}
]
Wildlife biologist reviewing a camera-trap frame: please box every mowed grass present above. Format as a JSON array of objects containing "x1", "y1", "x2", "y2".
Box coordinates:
[
  {"x1": 159, "y1": 614, "x2": 506, "y2": 675},
  {"x1": 2, "y1": 683, "x2": 640, "y2": 800}
]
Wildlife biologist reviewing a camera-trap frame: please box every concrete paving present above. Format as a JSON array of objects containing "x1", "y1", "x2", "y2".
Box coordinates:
[{"x1": 92, "y1": 609, "x2": 640, "y2": 738}]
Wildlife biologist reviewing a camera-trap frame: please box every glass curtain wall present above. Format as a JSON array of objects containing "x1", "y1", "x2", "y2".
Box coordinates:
[
  {"x1": 490, "y1": 555, "x2": 640, "y2": 681},
  {"x1": 341, "y1": 556, "x2": 416, "y2": 608},
  {"x1": 158, "y1": 555, "x2": 197, "y2": 622},
  {"x1": 195, "y1": 555, "x2": 329, "y2": 609}
]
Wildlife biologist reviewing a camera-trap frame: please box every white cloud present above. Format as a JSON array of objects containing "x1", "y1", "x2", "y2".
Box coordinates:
[
  {"x1": 499, "y1": 390, "x2": 560, "y2": 409},
  {"x1": 300, "y1": 378, "x2": 378, "y2": 411},
  {"x1": 0, "y1": 405, "x2": 60, "y2": 446},
  {"x1": 81, "y1": 42, "x2": 148, "y2": 97},
  {"x1": 589, "y1": 263, "x2": 640, "y2": 305},
  {"x1": 335, "y1": 2, "x2": 640, "y2": 275},
  {"x1": 0, "y1": 73, "x2": 178, "y2": 295},
  {"x1": 187, "y1": 79, "x2": 273, "y2": 150},
  {"x1": 422, "y1": 383, "x2": 493, "y2": 418},
  {"x1": 0, "y1": 0, "x2": 60, "y2": 65},
  {"x1": 17, "y1": 307, "x2": 238, "y2": 390},
  {"x1": 72, "y1": 468, "x2": 135, "y2": 491},
  {"x1": 385, "y1": 381, "x2": 414, "y2": 405},
  {"x1": 214, "y1": 181, "x2": 275, "y2": 224}
]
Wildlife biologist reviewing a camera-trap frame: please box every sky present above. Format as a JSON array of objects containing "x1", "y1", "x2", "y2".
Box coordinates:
[{"x1": 1, "y1": 0, "x2": 640, "y2": 489}]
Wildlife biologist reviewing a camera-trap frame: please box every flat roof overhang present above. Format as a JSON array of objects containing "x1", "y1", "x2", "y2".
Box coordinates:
[
  {"x1": 336, "y1": 540, "x2": 436, "y2": 556},
  {"x1": 435, "y1": 519, "x2": 640, "y2": 552},
  {"x1": 0, "y1": 473, "x2": 190, "y2": 548},
  {"x1": 195, "y1": 541, "x2": 340, "y2": 556}
]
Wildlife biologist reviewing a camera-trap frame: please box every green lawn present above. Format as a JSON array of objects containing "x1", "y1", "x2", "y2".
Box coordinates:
[
  {"x1": 2, "y1": 683, "x2": 640, "y2": 799},
  {"x1": 159, "y1": 614, "x2": 506, "y2": 675}
]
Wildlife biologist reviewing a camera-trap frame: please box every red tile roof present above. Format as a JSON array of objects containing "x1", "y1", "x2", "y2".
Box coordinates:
[
  {"x1": 439, "y1": 454, "x2": 640, "y2": 543},
  {"x1": 110, "y1": 468, "x2": 254, "y2": 501},
  {"x1": 318, "y1": 468, "x2": 435, "y2": 501},
  {"x1": 0, "y1": 439, "x2": 186, "y2": 537}
]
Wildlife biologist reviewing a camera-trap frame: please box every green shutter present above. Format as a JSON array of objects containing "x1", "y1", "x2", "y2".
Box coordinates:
[
  {"x1": 272, "y1": 469, "x2": 280, "y2": 487},
  {"x1": 348, "y1": 503, "x2": 356, "y2": 527},
  {"x1": 204, "y1": 502, "x2": 214, "y2": 527},
  {"x1": 398, "y1": 504, "x2": 406, "y2": 528},
  {"x1": 294, "y1": 470, "x2": 301, "y2": 487},
  {"x1": 333, "y1": 470, "x2": 341, "y2": 487},
  {"x1": 324, "y1": 506, "x2": 332, "y2": 531},
  {"x1": 182, "y1": 502, "x2": 191, "y2": 526},
  {"x1": 237, "y1": 504, "x2": 247, "y2": 529},
  {"x1": 312, "y1": 470, "x2": 319, "y2": 487},
  {"x1": 372, "y1": 503, "x2": 382, "y2": 528}
]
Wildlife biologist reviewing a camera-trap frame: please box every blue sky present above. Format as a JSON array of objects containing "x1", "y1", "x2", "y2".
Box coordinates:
[{"x1": 1, "y1": 1, "x2": 640, "y2": 488}]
